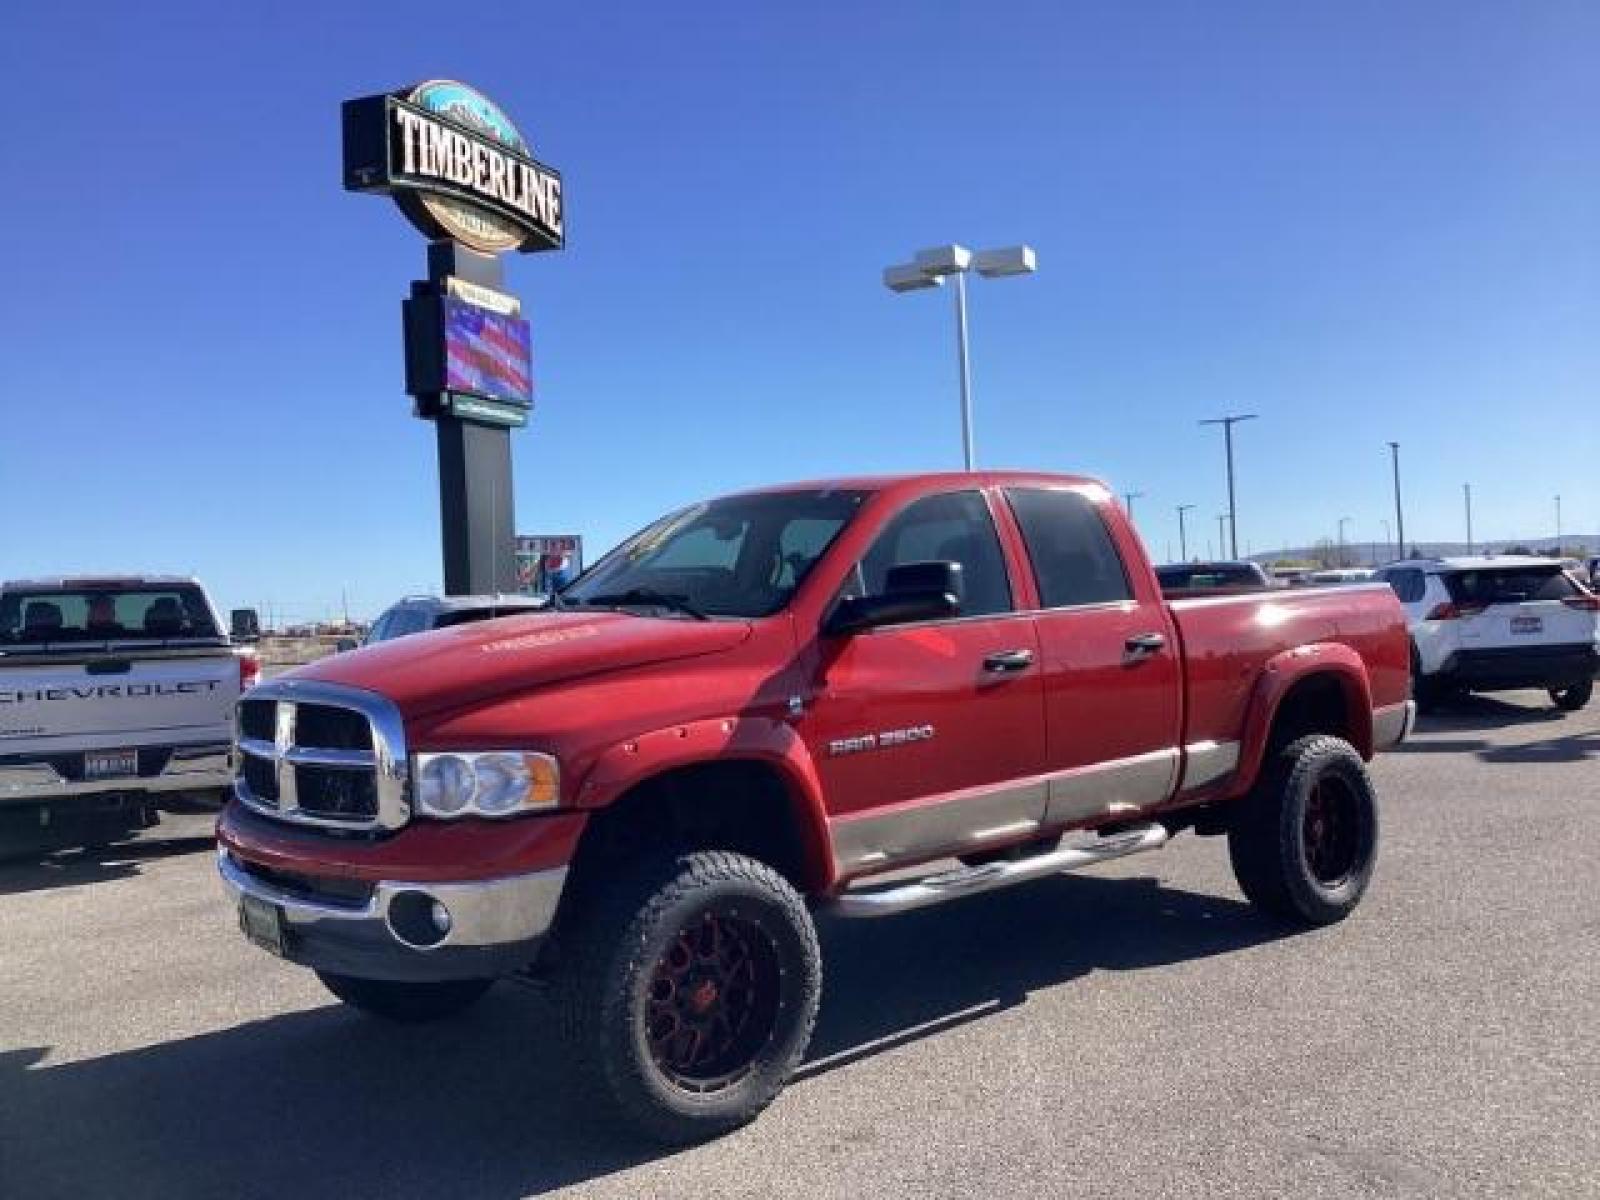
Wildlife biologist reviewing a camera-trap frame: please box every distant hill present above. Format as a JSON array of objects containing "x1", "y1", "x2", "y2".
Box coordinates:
[{"x1": 1248, "y1": 535, "x2": 1597, "y2": 568}]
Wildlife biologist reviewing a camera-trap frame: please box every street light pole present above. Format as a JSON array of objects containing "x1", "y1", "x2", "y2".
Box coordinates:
[
  {"x1": 1464, "y1": 483, "x2": 1474, "y2": 554},
  {"x1": 1200, "y1": 414, "x2": 1258, "y2": 558},
  {"x1": 1177, "y1": 504, "x2": 1195, "y2": 561},
  {"x1": 1388, "y1": 441, "x2": 1405, "y2": 557},
  {"x1": 1122, "y1": 490, "x2": 1145, "y2": 523},
  {"x1": 952, "y1": 270, "x2": 973, "y2": 471},
  {"x1": 883, "y1": 244, "x2": 1038, "y2": 472}
]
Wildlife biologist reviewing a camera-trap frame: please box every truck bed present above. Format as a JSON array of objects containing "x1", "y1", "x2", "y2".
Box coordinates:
[{"x1": 1168, "y1": 583, "x2": 1411, "y2": 770}]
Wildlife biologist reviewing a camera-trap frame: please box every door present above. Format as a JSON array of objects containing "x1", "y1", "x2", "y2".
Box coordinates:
[
  {"x1": 1002, "y1": 486, "x2": 1183, "y2": 826},
  {"x1": 800, "y1": 489, "x2": 1047, "y2": 875}
]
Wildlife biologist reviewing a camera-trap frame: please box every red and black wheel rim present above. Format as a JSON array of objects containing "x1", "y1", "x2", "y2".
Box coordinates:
[
  {"x1": 1303, "y1": 775, "x2": 1362, "y2": 887},
  {"x1": 644, "y1": 908, "x2": 782, "y2": 1093}
]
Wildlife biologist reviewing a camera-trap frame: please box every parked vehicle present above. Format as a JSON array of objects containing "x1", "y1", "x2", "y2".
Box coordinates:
[
  {"x1": 218, "y1": 472, "x2": 1411, "y2": 1142},
  {"x1": 1, "y1": 576, "x2": 252, "y2": 851},
  {"x1": 1374, "y1": 556, "x2": 1599, "y2": 711},
  {"x1": 362, "y1": 594, "x2": 548, "y2": 645},
  {"x1": 1307, "y1": 568, "x2": 1375, "y2": 586},
  {"x1": 1155, "y1": 560, "x2": 1274, "y2": 593}
]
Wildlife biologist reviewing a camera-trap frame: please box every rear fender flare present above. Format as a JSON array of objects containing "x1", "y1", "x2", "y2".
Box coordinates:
[
  {"x1": 1233, "y1": 644, "x2": 1375, "y2": 794},
  {"x1": 575, "y1": 716, "x2": 835, "y2": 891}
]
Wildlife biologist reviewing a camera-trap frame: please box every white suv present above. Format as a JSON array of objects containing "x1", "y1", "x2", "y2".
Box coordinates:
[{"x1": 1374, "y1": 557, "x2": 1599, "y2": 712}]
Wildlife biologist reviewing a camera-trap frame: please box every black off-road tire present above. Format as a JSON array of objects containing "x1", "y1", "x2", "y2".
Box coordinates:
[
  {"x1": 553, "y1": 850, "x2": 822, "y2": 1145},
  {"x1": 316, "y1": 972, "x2": 493, "y2": 1022},
  {"x1": 1228, "y1": 734, "x2": 1379, "y2": 926},
  {"x1": 1549, "y1": 681, "x2": 1592, "y2": 712}
]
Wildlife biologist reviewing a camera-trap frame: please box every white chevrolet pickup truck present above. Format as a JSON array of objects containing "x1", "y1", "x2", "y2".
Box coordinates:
[{"x1": 0, "y1": 575, "x2": 255, "y2": 852}]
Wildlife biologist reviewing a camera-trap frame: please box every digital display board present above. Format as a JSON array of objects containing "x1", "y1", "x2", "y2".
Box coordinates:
[{"x1": 442, "y1": 297, "x2": 532, "y2": 406}]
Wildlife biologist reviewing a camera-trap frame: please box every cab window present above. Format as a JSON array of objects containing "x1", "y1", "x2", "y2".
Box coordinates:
[
  {"x1": 844, "y1": 491, "x2": 1013, "y2": 618},
  {"x1": 1004, "y1": 488, "x2": 1133, "y2": 608}
]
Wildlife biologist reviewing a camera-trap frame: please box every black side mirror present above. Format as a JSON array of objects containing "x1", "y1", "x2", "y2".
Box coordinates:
[
  {"x1": 826, "y1": 560, "x2": 962, "y2": 635},
  {"x1": 230, "y1": 608, "x2": 261, "y2": 643}
]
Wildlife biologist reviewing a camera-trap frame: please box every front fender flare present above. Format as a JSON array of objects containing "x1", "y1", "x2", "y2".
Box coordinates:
[{"x1": 574, "y1": 715, "x2": 835, "y2": 891}]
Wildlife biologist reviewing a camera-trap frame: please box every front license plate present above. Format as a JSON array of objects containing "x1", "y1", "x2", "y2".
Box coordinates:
[
  {"x1": 239, "y1": 895, "x2": 289, "y2": 958},
  {"x1": 84, "y1": 748, "x2": 138, "y2": 781},
  {"x1": 1511, "y1": 615, "x2": 1543, "y2": 634}
]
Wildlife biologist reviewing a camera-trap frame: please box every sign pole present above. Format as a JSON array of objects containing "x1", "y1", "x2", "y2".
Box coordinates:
[{"x1": 423, "y1": 244, "x2": 517, "y2": 595}]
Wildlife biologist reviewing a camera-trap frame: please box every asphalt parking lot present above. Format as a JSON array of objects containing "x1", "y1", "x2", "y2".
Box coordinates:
[{"x1": 2, "y1": 691, "x2": 1595, "y2": 1199}]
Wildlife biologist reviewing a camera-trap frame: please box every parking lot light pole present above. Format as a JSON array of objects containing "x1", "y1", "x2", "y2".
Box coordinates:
[
  {"x1": 1200, "y1": 414, "x2": 1258, "y2": 558},
  {"x1": 1338, "y1": 517, "x2": 1352, "y2": 567},
  {"x1": 1388, "y1": 441, "x2": 1405, "y2": 557},
  {"x1": 1122, "y1": 490, "x2": 1145, "y2": 524},
  {"x1": 883, "y1": 244, "x2": 1038, "y2": 471},
  {"x1": 1464, "y1": 483, "x2": 1474, "y2": 554},
  {"x1": 1177, "y1": 504, "x2": 1195, "y2": 561},
  {"x1": 1555, "y1": 494, "x2": 1562, "y2": 553}
]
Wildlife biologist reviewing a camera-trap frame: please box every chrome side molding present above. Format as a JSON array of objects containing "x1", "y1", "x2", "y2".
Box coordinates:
[{"x1": 828, "y1": 822, "x2": 1169, "y2": 918}]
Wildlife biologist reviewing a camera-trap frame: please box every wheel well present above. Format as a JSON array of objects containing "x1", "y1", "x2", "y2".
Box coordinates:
[
  {"x1": 1266, "y1": 674, "x2": 1355, "y2": 758},
  {"x1": 569, "y1": 759, "x2": 821, "y2": 893}
]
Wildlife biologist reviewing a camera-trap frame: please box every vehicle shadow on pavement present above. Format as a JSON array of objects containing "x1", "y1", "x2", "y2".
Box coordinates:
[
  {"x1": 0, "y1": 873, "x2": 1289, "y2": 1200},
  {"x1": 0, "y1": 834, "x2": 216, "y2": 897},
  {"x1": 1409, "y1": 694, "x2": 1568, "y2": 735},
  {"x1": 802, "y1": 871, "x2": 1287, "y2": 1078},
  {"x1": 1477, "y1": 731, "x2": 1600, "y2": 764}
]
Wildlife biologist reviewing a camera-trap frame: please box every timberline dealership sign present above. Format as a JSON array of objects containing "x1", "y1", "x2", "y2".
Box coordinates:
[{"x1": 343, "y1": 80, "x2": 563, "y2": 254}]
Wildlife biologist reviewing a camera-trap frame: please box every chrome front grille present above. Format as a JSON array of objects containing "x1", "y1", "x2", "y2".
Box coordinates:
[{"x1": 234, "y1": 680, "x2": 409, "y2": 832}]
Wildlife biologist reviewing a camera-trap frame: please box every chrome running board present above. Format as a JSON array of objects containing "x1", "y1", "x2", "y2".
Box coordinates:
[{"x1": 828, "y1": 823, "x2": 1170, "y2": 918}]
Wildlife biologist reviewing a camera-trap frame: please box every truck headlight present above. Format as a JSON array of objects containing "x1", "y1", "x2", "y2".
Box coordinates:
[{"x1": 413, "y1": 752, "x2": 560, "y2": 819}]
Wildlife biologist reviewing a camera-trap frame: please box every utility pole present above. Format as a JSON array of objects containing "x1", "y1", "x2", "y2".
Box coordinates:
[
  {"x1": 1464, "y1": 483, "x2": 1474, "y2": 554},
  {"x1": 1388, "y1": 441, "x2": 1405, "y2": 558},
  {"x1": 1122, "y1": 490, "x2": 1145, "y2": 523},
  {"x1": 1177, "y1": 504, "x2": 1196, "y2": 561},
  {"x1": 1200, "y1": 414, "x2": 1257, "y2": 559}
]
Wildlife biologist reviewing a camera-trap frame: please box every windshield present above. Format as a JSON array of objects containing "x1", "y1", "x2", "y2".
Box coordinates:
[
  {"x1": 563, "y1": 489, "x2": 870, "y2": 618},
  {"x1": 0, "y1": 584, "x2": 220, "y2": 646}
]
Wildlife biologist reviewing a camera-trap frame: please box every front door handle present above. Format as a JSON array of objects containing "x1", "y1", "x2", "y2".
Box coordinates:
[
  {"x1": 1124, "y1": 632, "x2": 1167, "y2": 661},
  {"x1": 983, "y1": 648, "x2": 1035, "y2": 673}
]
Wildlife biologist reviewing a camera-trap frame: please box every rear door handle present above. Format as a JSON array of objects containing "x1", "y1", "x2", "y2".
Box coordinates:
[
  {"x1": 1124, "y1": 632, "x2": 1167, "y2": 661},
  {"x1": 983, "y1": 649, "x2": 1035, "y2": 673}
]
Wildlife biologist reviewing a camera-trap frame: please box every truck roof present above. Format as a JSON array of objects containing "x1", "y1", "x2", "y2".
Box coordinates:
[
  {"x1": 1388, "y1": 556, "x2": 1567, "y2": 572},
  {"x1": 1, "y1": 574, "x2": 204, "y2": 591},
  {"x1": 728, "y1": 470, "x2": 1107, "y2": 498}
]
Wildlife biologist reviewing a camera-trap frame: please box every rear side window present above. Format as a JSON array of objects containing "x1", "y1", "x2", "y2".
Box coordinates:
[
  {"x1": 1005, "y1": 488, "x2": 1133, "y2": 608},
  {"x1": 1443, "y1": 568, "x2": 1576, "y2": 606},
  {"x1": 1382, "y1": 568, "x2": 1426, "y2": 604}
]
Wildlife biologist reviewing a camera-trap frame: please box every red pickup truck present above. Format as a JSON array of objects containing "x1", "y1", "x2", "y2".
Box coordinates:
[{"x1": 217, "y1": 472, "x2": 1412, "y2": 1141}]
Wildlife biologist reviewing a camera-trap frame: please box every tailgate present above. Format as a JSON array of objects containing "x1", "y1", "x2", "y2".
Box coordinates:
[
  {"x1": 0, "y1": 653, "x2": 239, "y2": 755},
  {"x1": 1457, "y1": 600, "x2": 1595, "y2": 650}
]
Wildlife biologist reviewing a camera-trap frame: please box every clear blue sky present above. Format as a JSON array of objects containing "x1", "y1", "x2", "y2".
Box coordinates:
[{"x1": 3, "y1": 2, "x2": 1595, "y2": 621}]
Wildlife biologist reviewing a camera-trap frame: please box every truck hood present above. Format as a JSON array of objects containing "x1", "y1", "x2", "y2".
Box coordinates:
[{"x1": 289, "y1": 611, "x2": 752, "y2": 719}]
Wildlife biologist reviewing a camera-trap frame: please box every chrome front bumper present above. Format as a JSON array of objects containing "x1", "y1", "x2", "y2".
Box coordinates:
[
  {"x1": 217, "y1": 847, "x2": 568, "y2": 982},
  {"x1": 0, "y1": 744, "x2": 232, "y2": 806}
]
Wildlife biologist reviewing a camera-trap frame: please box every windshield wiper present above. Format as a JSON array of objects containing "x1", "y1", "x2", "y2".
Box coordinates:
[{"x1": 580, "y1": 588, "x2": 709, "y2": 620}]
